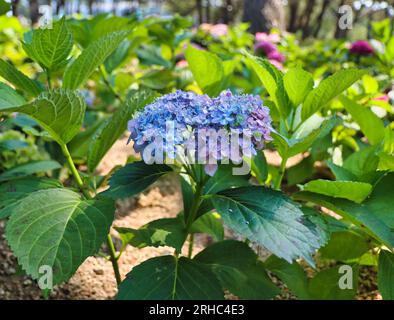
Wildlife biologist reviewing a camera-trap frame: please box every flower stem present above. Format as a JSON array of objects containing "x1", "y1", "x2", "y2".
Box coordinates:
[
  {"x1": 60, "y1": 143, "x2": 121, "y2": 285},
  {"x1": 107, "y1": 234, "x2": 122, "y2": 286},
  {"x1": 60, "y1": 143, "x2": 91, "y2": 199},
  {"x1": 187, "y1": 233, "x2": 194, "y2": 258},
  {"x1": 274, "y1": 156, "x2": 287, "y2": 190}
]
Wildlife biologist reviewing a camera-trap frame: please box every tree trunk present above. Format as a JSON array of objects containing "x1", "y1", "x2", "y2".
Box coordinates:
[
  {"x1": 243, "y1": 0, "x2": 285, "y2": 34},
  {"x1": 287, "y1": 0, "x2": 299, "y2": 32},
  {"x1": 29, "y1": 0, "x2": 40, "y2": 25},
  {"x1": 12, "y1": 0, "x2": 20, "y2": 16},
  {"x1": 313, "y1": 0, "x2": 330, "y2": 37},
  {"x1": 222, "y1": 0, "x2": 232, "y2": 24},
  {"x1": 205, "y1": 0, "x2": 211, "y2": 23},
  {"x1": 56, "y1": 0, "x2": 65, "y2": 15},
  {"x1": 301, "y1": 0, "x2": 316, "y2": 39},
  {"x1": 88, "y1": 0, "x2": 94, "y2": 15},
  {"x1": 334, "y1": 0, "x2": 349, "y2": 38},
  {"x1": 196, "y1": 0, "x2": 203, "y2": 24}
]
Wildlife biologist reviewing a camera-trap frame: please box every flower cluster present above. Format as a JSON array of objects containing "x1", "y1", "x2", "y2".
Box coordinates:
[
  {"x1": 128, "y1": 90, "x2": 273, "y2": 175},
  {"x1": 254, "y1": 40, "x2": 285, "y2": 70},
  {"x1": 200, "y1": 23, "x2": 229, "y2": 38},
  {"x1": 349, "y1": 40, "x2": 374, "y2": 56}
]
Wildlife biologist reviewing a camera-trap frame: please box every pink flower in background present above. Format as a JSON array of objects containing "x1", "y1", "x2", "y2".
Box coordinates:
[
  {"x1": 267, "y1": 51, "x2": 285, "y2": 63},
  {"x1": 255, "y1": 32, "x2": 280, "y2": 43},
  {"x1": 254, "y1": 41, "x2": 277, "y2": 55},
  {"x1": 255, "y1": 41, "x2": 286, "y2": 65},
  {"x1": 349, "y1": 40, "x2": 374, "y2": 55},
  {"x1": 373, "y1": 95, "x2": 389, "y2": 102},
  {"x1": 268, "y1": 59, "x2": 284, "y2": 71},
  {"x1": 176, "y1": 60, "x2": 188, "y2": 68},
  {"x1": 210, "y1": 24, "x2": 228, "y2": 37}
]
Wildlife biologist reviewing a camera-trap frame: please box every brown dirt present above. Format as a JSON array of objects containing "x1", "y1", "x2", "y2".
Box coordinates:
[{"x1": 0, "y1": 136, "x2": 381, "y2": 300}]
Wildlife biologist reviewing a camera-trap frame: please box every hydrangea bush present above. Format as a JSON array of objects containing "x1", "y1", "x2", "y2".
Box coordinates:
[{"x1": 0, "y1": 16, "x2": 393, "y2": 300}]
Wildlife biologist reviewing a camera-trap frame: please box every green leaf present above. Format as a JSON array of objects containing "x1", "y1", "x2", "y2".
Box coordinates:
[
  {"x1": 0, "y1": 0, "x2": 11, "y2": 15},
  {"x1": 287, "y1": 157, "x2": 314, "y2": 185},
  {"x1": 0, "y1": 177, "x2": 62, "y2": 219},
  {"x1": 378, "y1": 250, "x2": 394, "y2": 300},
  {"x1": 116, "y1": 216, "x2": 187, "y2": 253},
  {"x1": 117, "y1": 255, "x2": 224, "y2": 300},
  {"x1": 23, "y1": 17, "x2": 73, "y2": 70},
  {"x1": 63, "y1": 30, "x2": 130, "y2": 90},
  {"x1": 211, "y1": 186, "x2": 322, "y2": 265},
  {"x1": 294, "y1": 173, "x2": 394, "y2": 248},
  {"x1": 343, "y1": 146, "x2": 382, "y2": 183},
  {"x1": 191, "y1": 212, "x2": 224, "y2": 241},
  {"x1": 5, "y1": 188, "x2": 115, "y2": 285},
  {"x1": 251, "y1": 151, "x2": 268, "y2": 184},
  {"x1": 283, "y1": 67, "x2": 313, "y2": 108},
  {"x1": 320, "y1": 231, "x2": 370, "y2": 261},
  {"x1": 104, "y1": 161, "x2": 172, "y2": 199},
  {"x1": 302, "y1": 180, "x2": 372, "y2": 203},
  {"x1": 0, "y1": 160, "x2": 61, "y2": 182},
  {"x1": 308, "y1": 266, "x2": 359, "y2": 300},
  {"x1": 0, "y1": 82, "x2": 25, "y2": 109},
  {"x1": 264, "y1": 255, "x2": 310, "y2": 299},
  {"x1": 185, "y1": 45, "x2": 224, "y2": 97},
  {"x1": 301, "y1": 69, "x2": 366, "y2": 121},
  {"x1": 339, "y1": 95, "x2": 385, "y2": 145},
  {"x1": 204, "y1": 165, "x2": 250, "y2": 194},
  {"x1": 244, "y1": 52, "x2": 289, "y2": 117},
  {"x1": 87, "y1": 90, "x2": 154, "y2": 172},
  {"x1": 0, "y1": 59, "x2": 42, "y2": 97},
  {"x1": 0, "y1": 89, "x2": 86, "y2": 145},
  {"x1": 195, "y1": 240, "x2": 279, "y2": 299},
  {"x1": 327, "y1": 161, "x2": 357, "y2": 181}
]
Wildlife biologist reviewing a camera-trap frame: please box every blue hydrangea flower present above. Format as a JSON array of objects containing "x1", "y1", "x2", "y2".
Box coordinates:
[{"x1": 128, "y1": 90, "x2": 272, "y2": 175}]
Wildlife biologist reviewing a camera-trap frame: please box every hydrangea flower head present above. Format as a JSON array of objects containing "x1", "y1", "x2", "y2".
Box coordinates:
[
  {"x1": 128, "y1": 90, "x2": 272, "y2": 175},
  {"x1": 349, "y1": 40, "x2": 374, "y2": 55}
]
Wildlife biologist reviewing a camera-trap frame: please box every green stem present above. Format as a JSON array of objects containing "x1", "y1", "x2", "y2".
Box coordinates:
[
  {"x1": 187, "y1": 234, "x2": 194, "y2": 258},
  {"x1": 61, "y1": 144, "x2": 91, "y2": 199},
  {"x1": 107, "y1": 234, "x2": 122, "y2": 286},
  {"x1": 185, "y1": 184, "x2": 203, "y2": 232},
  {"x1": 60, "y1": 144, "x2": 122, "y2": 285},
  {"x1": 274, "y1": 156, "x2": 287, "y2": 190}
]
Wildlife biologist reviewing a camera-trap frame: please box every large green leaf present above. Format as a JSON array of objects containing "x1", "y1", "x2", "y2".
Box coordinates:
[
  {"x1": 23, "y1": 17, "x2": 73, "y2": 70},
  {"x1": 191, "y1": 212, "x2": 224, "y2": 241},
  {"x1": 185, "y1": 45, "x2": 224, "y2": 97},
  {"x1": 203, "y1": 165, "x2": 250, "y2": 194},
  {"x1": 0, "y1": 82, "x2": 25, "y2": 109},
  {"x1": 0, "y1": 59, "x2": 42, "y2": 97},
  {"x1": 320, "y1": 231, "x2": 370, "y2": 262},
  {"x1": 0, "y1": 177, "x2": 62, "y2": 219},
  {"x1": 117, "y1": 255, "x2": 224, "y2": 300},
  {"x1": 103, "y1": 161, "x2": 172, "y2": 199},
  {"x1": 5, "y1": 188, "x2": 115, "y2": 284},
  {"x1": 63, "y1": 30, "x2": 130, "y2": 90},
  {"x1": 302, "y1": 180, "x2": 372, "y2": 203},
  {"x1": 244, "y1": 52, "x2": 289, "y2": 117},
  {"x1": 211, "y1": 186, "x2": 322, "y2": 264},
  {"x1": 0, "y1": 160, "x2": 61, "y2": 182},
  {"x1": 294, "y1": 173, "x2": 394, "y2": 248},
  {"x1": 308, "y1": 266, "x2": 359, "y2": 300},
  {"x1": 339, "y1": 95, "x2": 385, "y2": 145},
  {"x1": 195, "y1": 240, "x2": 279, "y2": 299},
  {"x1": 378, "y1": 250, "x2": 394, "y2": 300},
  {"x1": 0, "y1": 89, "x2": 86, "y2": 144},
  {"x1": 87, "y1": 90, "x2": 154, "y2": 172},
  {"x1": 116, "y1": 216, "x2": 187, "y2": 253},
  {"x1": 264, "y1": 255, "x2": 310, "y2": 299},
  {"x1": 301, "y1": 69, "x2": 366, "y2": 121},
  {"x1": 283, "y1": 67, "x2": 313, "y2": 108}
]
